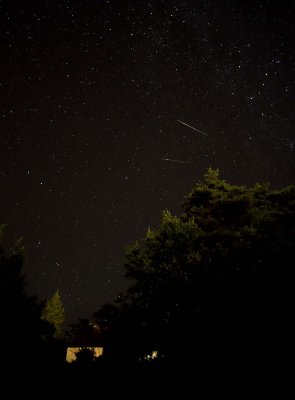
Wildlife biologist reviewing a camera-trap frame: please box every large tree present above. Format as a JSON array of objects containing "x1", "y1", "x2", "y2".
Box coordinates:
[
  {"x1": 94, "y1": 169, "x2": 294, "y2": 367},
  {"x1": 0, "y1": 226, "x2": 53, "y2": 367}
]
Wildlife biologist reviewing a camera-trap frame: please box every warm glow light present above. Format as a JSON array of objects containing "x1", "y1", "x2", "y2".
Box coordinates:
[
  {"x1": 66, "y1": 347, "x2": 103, "y2": 363},
  {"x1": 144, "y1": 350, "x2": 158, "y2": 360}
]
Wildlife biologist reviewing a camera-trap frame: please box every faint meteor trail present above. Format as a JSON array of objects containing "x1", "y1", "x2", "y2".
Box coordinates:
[
  {"x1": 162, "y1": 158, "x2": 191, "y2": 164},
  {"x1": 177, "y1": 120, "x2": 208, "y2": 136}
]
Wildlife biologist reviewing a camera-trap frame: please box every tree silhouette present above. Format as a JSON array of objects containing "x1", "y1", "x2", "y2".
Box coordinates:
[
  {"x1": 94, "y1": 168, "x2": 295, "y2": 369},
  {"x1": 0, "y1": 225, "x2": 54, "y2": 369},
  {"x1": 73, "y1": 347, "x2": 96, "y2": 365},
  {"x1": 67, "y1": 318, "x2": 102, "y2": 347}
]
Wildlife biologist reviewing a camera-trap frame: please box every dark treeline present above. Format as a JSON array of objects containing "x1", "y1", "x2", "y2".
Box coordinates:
[
  {"x1": 92, "y1": 168, "x2": 294, "y2": 374},
  {"x1": 0, "y1": 230, "x2": 65, "y2": 375},
  {"x1": 1, "y1": 168, "x2": 294, "y2": 383}
]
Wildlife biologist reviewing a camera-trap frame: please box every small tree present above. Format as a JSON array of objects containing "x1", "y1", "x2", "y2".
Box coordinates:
[
  {"x1": 74, "y1": 347, "x2": 96, "y2": 365},
  {"x1": 42, "y1": 290, "x2": 65, "y2": 338}
]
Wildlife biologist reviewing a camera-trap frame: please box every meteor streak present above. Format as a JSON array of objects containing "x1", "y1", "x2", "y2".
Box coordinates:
[
  {"x1": 177, "y1": 120, "x2": 208, "y2": 136},
  {"x1": 162, "y1": 158, "x2": 191, "y2": 164}
]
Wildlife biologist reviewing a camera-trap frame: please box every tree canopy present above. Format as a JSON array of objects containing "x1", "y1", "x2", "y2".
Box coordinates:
[
  {"x1": 94, "y1": 168, "x2": 295, "y2": 368},
  {"x1": 0, "y1": 225, "x2": 55, "y2": 368}
]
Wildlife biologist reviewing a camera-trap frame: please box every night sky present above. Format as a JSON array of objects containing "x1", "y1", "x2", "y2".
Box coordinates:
[{"x1": 1, "y1": 0, "x2": 294, "y2": 323}]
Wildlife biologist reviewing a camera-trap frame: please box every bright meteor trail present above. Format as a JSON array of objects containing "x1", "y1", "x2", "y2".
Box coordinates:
[{"x1": 177, "y1": 120, "x2": 208, "y2": 136}]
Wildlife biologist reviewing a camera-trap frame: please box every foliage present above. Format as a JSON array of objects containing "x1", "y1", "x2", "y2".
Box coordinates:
[
  {"x1": 42, "y1": 290, "x2": 65, "y2": 339},
  {"x1": 74, "y1": 347, "x2": 96, "y2": 365},
  {"x1": 67, "y1": 318, "x2": 101, "y2": 346},
  {"x1": 0, "y1": 226, "x2": 54, "y2": 367},
  {"x1": 94, "y1": 168, "x2": 295, "y2": 366}
]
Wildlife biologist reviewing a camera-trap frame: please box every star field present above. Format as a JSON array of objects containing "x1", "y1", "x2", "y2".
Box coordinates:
[{"x1": 0, "y1": 0, "x2": 294, "y2": 323}]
